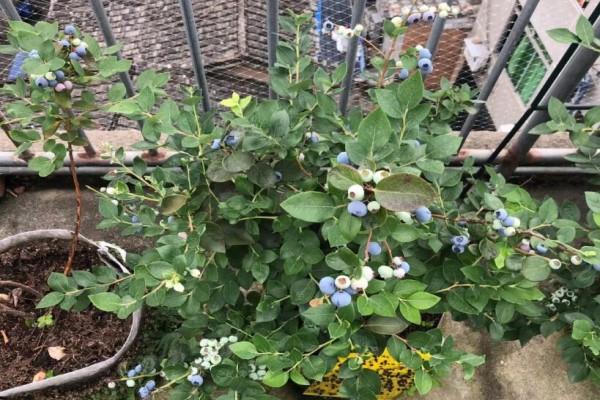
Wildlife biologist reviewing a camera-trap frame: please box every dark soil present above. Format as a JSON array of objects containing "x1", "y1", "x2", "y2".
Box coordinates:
[{"x1": 0, "y1": 239, "x2": 130, "y2": 392}]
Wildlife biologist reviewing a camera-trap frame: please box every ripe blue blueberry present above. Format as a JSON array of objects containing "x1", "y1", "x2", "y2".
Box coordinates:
[
  {"x1": 127, "y1": 369, "x2": 137, "y2": 378},
  {"x1": 336, "y1": 151, "x2": 350, "y2": 165},
  {"x1": 331, "y1": 291, "x2": 352, "y2": 308},
  {"x1": 347, "y1": 201, "x2": 367, "y2": 217},
  {"x1": 134, "y1": 364, "x2": 143, "y2": 374},
  {"x1": 418, "y1": 58, "x2": 433, "y2": 74},
  {"x1": 414, "y1": 206, "x2": 432, "y2": 223},
  {"x1": 187, "y1": 374, "x2": 204, "y2": 386},
  {"x1": 48, "y1": 80, "x2": 58, "y2": 88},
  {"x1": 35, "y1": 77, "x2": 48, "y2": 88},
  {"x1": 399, "y1": 261, "x2": 410, "y2": 273},
  {"x1": 167, "y1": 216, "x2": 176, "y2": 223},
  {"x1": 138, "y1": 387, "x2": 150, "y2": 398},
  {"x1": 451, "y1": 235, "x2": 469, "y2": 246},
  {"x1": 419, "y1": 48, "x2": 432, "y2": 59},
  {"x1": 407, "y1": 13, "x2": 421, "y2": 25},
  {"x1": 319, "y1": 276, "x2": 336, "y2": 295},
  {"x1": 535, "y1": 244, "x2": 548, "y2": 255},
  {"x1": 309, "y1": 132, "x2": 319, "y2": 143},
  {"x1": 59, "y1": 39, "x2": 70, "y2": 48},
  {"x1": 502, "y1": 216, "x2": 515, "y2": 227},
  {"x1": 69, "y1": 52, "x2": 81, "y2": 61},
  {"x1": 498, "y1": 228, "x2": 507, "y2": 237},
  {"x1": 452, "y1": 244, "x2": 465, "y2": 254},
  {"x1": 274, "y1": 171, "x2": 283, "y2": 182},
  {"x1": 224, "y1": 134, "x2": 238, "y2": 147},
  {"x1": 55, "y1": 70, "x2": 65, "y2": 82},
  {"x1": 367, "y1": 242, "x2": 382, "y2": 256},
  {"x1": 145, "y1": 380, "x2": 156, "y2": 391},
  {"x1": 210, "y1": 138, "x2": 221, "y2": 149},
  {"x1": 422, "y1": 11, "x2": 436, "y2": 22},
  {"x1": 75, "y1": 45, "x2": 87, "y2": 57},
  {"x1": 28, "y1": 49, "x2": 39, "y2": 59},
  {"x1": 593, "y1": 264, "x2": 600, "y2": 272},
  {"x1": 131, "y1": 215, "x2": 140, "y2": 224},
  {"x1": 344, "y1": 286, "x2": 358, "y2": 295},
  {"x1": 398, "y1": 68, "x2": 409, "y2": 80},
  {"x1": 64, "y1": 25, "x2": 77, "y2": 35},
  {"x1": 494, "y1": 208, "x2": 508, "y2": 220}
]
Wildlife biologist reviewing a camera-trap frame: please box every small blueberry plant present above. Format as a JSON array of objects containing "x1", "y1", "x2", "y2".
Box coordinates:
[
  {"x1": 3, "y1": 7, "x2": 600, "y2": 399},
  {"x1": 0, "y1": 20, "x2": 131, "y2": 274}
]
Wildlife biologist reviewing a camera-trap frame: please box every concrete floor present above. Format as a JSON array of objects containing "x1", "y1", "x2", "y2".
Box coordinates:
[{"x1": 0, "y1": 178, "x2": 599, "y2": 399}]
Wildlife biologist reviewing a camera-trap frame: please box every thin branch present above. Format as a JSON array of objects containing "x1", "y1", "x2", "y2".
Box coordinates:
[
  {"x1": 0, "y1": 280, "x2": 42, "y2": 298},
  {"x1": 0, "y1": 303, "x2": 33, "y2": 318},
  {"x1": 64, "y1": 143, "x2": 82, "y2": 276}
]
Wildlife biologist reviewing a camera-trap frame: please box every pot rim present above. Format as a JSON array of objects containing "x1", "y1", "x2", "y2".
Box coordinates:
[{"x1": 0, "y1": 229, "x2": 142, "y2": 399}]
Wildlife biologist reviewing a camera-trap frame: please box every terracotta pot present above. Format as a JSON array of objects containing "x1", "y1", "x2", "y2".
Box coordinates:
[{"x1": 0, "y1": 229, "x2": 142, "y2": 399}]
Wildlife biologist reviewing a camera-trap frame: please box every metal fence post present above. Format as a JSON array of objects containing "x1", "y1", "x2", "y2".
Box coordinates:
[
  {"x1": 87, "y1": 0, "x2": 160, "y2": 156},
  {"x1": 267, "y1": 0, "x2": 279, "y2": 99},
  {"x1": 425, "y1": 0, "x2": 453, "y2": 59},
  {"x1": 178, "y1": 0, "x2": 211, "y2": 112},
  {"x1": 338, "y1": 0, "x2": 367, "y2": 116},
  {"x1": 0, "y1": 0, "x2": 20, "y2": 20},
  {"x1": 458, "y1": 0, "x2": 540, "y2": 150},
  {"x1": 497, "y1": 8, "x2": 600, "y2": 177}
]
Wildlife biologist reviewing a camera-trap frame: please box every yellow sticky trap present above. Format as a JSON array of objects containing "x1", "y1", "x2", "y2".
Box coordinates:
[{"x1": 304, "y1": 349, "x2": 414, "y2": 399}]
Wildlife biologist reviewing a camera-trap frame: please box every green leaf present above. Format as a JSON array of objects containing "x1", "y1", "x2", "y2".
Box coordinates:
[
  {"x1": 522, "y1": 256, "x2": 551, "y2": 282},
  {"x1": 374, "y1": 88, "x2": 403, "y2": 119},
  {"x1": 325, "y1": 248, "x2": 361, "y2": 271},
  {"x1": 369, "y1": 293, "x2": 399, "y2": 317},
  {"x1": 414, "y1": 369, "x2": 433, "y2": 395},
  {"x1": 37, "y1": 292, "x2": 65, "y2": 308},
  {"x1": 223, "y1": 152, "x2": 254, "y2": 173},
  {"x1": 161, "y1": 194, "x2": 188, "y2": 215},
  {"x1": 390, "y1": 224, "x2": 420, "y2": 243},
  {"x1": 229, "y1": 341, "x2": 259, "y2": 360},
  {"x1": 327, "y1": 165, "x2": 362, "y2": 191},
  {"x1": 365, "y1": 316, "x2": 409, "y2": 335},
  {"x1": 495, "y1": 302, "x2": 515, "y2": 324},
  {"x1": 374, "y1": 173, "x2": 436, "y2": 212},
  {"x1": 576, "y1": 16, "x2": 595, "y2": 45},
  {"x1": 263, "y1": 371, "x2": 289, "y2": 388},
  {"x1": 356, "y1": 108, "x2": 392, "y2": 160},
  {"x1": 572, "y1": 320, "x2": 593, "y2": 340},
  {"x1": 396, "y1": 71, "x2": 424, "y2": 110},
  {"x1": 585, "y1": 192, "x2": 600, "y2": 212},
  {"x1": 405, "y1": 292, "x2": 440, "y2": 310},
  {"x1": 302, "y1": 304, "x2": 335, "y2": 327},
  {"x1": 290, "y1": 279, "x2": 316, "y2": 305},
  {"x1": 547, "y1": 28, "x2": 580, "y2": 45},
  {"x1": 281, "y1": 192, "x2": 335, "y2": 223},
  {"x1": 89, "y1": 292, "x2": 122, "y2": 312},
  {"x1": 399, "y1": 302, "x2": 421, "y2": 324},
  {"x1": 538, "y1": 198, "x2": 558, "y2": 223}
]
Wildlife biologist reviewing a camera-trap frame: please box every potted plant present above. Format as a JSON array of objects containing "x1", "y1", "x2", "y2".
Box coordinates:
[
  {"x1": 6, "y1": 8, "x2": 600, "y2": 400},
  {"x1": 0, "y1": 22, "x2": 141, "y2": 397}
]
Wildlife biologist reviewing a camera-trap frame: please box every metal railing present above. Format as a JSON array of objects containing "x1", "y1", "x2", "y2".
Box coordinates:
[{"x1": 0, "y1": 0, "x2": 598, "y2": 180}]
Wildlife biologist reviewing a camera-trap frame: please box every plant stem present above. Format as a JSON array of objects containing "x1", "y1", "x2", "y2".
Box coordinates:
[
  {"x1": 377, "y1": 35, "x2": 398, "y2": 88},
  {"x1": 64, "y1": 143, "x2": 82, "y2": 276}
]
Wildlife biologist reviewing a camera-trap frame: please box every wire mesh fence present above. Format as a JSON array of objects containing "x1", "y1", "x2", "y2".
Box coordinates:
[{"x1": 1, "y1": 0, "x2": 600, "y2": 136}]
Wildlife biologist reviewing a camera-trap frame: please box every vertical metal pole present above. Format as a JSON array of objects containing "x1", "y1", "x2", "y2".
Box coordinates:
[
  {"x1": 178, "y1": 0, "x2": 211, "y2": 112},
  {"x1": 497, "y1": 9, "x2": 600, "y2": 177},
  {"x1": 425, "y1": 1, "x2": 453, "y2": 58},
  {"x1": 458, "y1": 0, "x2": 540, "y2": 150},
  {"x1": 89, "y1": 0, "x2": 160, "y2": 157},
  {"x1": 267, "y1": 0, "x2": 279, "y2": 99},
  {"x1": 338, "y1": 0, "x2": 367, "y2": 116},
  {"x1": 0, "y1": 0, "x2": 20, "y2": 20}
]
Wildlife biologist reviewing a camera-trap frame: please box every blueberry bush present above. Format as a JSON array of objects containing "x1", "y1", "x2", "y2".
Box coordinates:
[
  {"x1": 2, "y1": 5, "x2": 600, "y2": 400},
  {"x1": 0, "y1": 20, "x2": 131, "y2": 274}
]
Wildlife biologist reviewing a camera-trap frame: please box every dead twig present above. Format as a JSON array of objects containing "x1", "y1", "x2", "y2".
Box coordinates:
[
  {"x1": 0, "y1": 280, "x2": 42, "y2": 298},
  {"x1": 1, "y1": 330, "x2": 8, "y2": 344},
  {"x1": 0, "y1": 302, "x2": 33, "y2": 318}
]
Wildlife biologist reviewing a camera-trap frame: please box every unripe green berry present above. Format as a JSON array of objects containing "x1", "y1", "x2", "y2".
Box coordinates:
[
  {"x1": 348, "y1": 184, "x2": 365, "y2": 201},
  {"x1": 549, "y1": 259, "x2": 562, "y2": 270},
  {"x1": 367, "y1": 201, "x2": 380, "y2": 213},
  {"x1": 377, "y1": 265, "x2": 394, "y2": 280},
  {"x1": 373, "y1": 170, "x2": 390, "y2": 184},
  {"x1": 359, "y1": 168, "x2": 374, "y2": 182}
]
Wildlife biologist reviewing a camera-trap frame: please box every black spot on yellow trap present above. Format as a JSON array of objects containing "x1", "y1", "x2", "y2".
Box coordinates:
[{"x1": 304, "y1": 349, "x2": 414, "y2": 399}]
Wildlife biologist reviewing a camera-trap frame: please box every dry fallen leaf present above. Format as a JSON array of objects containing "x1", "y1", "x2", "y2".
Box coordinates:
[
  {"x1": 0, "y1": 294, "x2": 9, "y2": 303},
  {"x1": 1, "y1": 330, "x2": 8, "y2": 344},
  {"x1": 32, "y1": 371, "x2": 46, "y2": 382},
  {"x1": 47, "y1": 346, "x2": 66, "y2": 360}
]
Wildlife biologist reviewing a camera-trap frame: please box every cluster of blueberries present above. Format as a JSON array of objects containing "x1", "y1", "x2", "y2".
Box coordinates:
[
  {"x1": 31, "y1": 25, "x2": 85, "y2": 92},
  {"x1": 210, "y1": 132, "x2": 240, "y2": 150},
  {"x1": 450, "y1": 235, "x2": 470, "y2": 254},
  {"x1": 118, "y1": 364, "x2": 156, "y2": 398},
  {"x1": 398, "y1": 46, "x2": 433, "y2": 80},
  {"x1": 318, "y1": 270, "x2": 373, "y2": 308},
  {"x1": 546, "y1": 286, "x2": 579, "y2": 313},
  {"x1": 492, "y1": 208, "x2": 521, "y2": 237}
]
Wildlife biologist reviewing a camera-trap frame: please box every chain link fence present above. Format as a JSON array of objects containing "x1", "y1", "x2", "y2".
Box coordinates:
[{"x1": 1, "y1": 0, "x2": 599, "y2": 135}]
